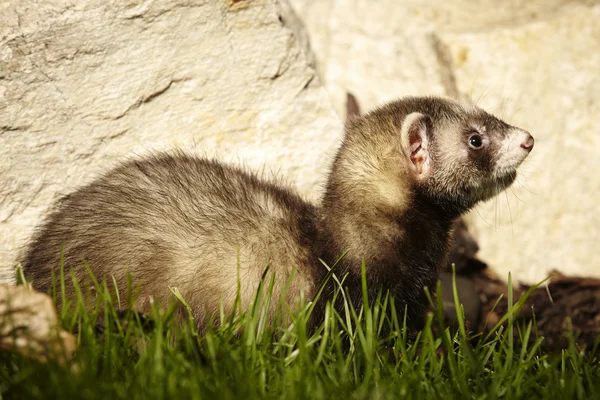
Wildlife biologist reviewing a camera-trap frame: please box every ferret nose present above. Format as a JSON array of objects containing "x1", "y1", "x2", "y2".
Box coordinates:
[{"x1": 520, "y1": 133, "x2": 534, "y2": 152}]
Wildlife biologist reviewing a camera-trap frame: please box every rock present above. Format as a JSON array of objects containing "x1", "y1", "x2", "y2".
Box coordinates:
[
  {"x1": 289, "y1": 0, "x2": 586, "y2": 116},
  {"x1": 290, "y1": 0, "x2": 446, "y2": 117},
  {"x1": 0, "y1": 0, "x2": 342, "y2": 284},
  {"x1": 0, "y1": 284, "x2": 76, "y2": 363},
  {"x1": 290, "y1": 0, "x2": 600, "y2": 284},
  {"x1": 441, "y1": 3, "x2": 600, "y2": 284}
]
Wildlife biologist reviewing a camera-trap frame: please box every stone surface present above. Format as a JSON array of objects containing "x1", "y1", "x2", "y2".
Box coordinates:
[
  {"x1": 290, "y1": 0, "x2": 598, "y2": 116},
  {"x1": 0, "y1": 284, "x2": 76, "y2": 363},
  {"x1": 290, "y1": 0, "x2": 600, "y2": 284},
  {"x1": 0, "y1": 0, "x2": 342, "y2": 284},
  {"x1": 443, "y1": 4, "x2": 600, "y2": 284}
]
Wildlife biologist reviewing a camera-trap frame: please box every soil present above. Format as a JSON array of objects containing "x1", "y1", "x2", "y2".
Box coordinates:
[{"x1": 442, "y1": 219, "x2": 600, "y2": 354}]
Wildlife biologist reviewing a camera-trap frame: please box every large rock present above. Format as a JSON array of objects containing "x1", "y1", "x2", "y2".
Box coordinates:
[
  {"x1": 290, "y1": 0, "x2": 588, "y2": 115},
  {"x1": 291, "y1": 0, "x2": 600, "y2": 283},
  {"x1": 290, "y1": 0, "x2": 448, "y2": 116},
  {"x1": 0, "y1": 0, "x2": 342, "y2": 284},
  {"x1": 442, "y1": 4, "x2": 600, "y2": 284}
]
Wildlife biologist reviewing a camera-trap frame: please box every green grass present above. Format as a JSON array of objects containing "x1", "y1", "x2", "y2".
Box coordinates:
[{"x1": 1, "y1": 264, "x2": 599, "y2": 400}]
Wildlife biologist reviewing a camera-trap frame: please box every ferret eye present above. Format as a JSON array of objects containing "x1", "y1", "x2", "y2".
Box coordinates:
[{"x1": 468, "y1": 134, "x2": 483, "y2": 149}]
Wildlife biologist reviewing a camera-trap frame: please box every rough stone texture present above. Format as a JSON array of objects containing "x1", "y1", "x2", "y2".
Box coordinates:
[
  {"x1": 0, "y1": 284, "x2": 76, "y2": 364},
  {"x1": 291, "y1": 0, "x2": 449, "y2": 117},
  {"x1": 443, "y1": 4, "x2": 600, "y2": 284},
  {"x1": 290, "y1": 0, "x2": 600, "y2": 284},
  {"x1": 291, "y1": 0, "x2": 598, "y2": 115},
  {"x1": 0, "y1": 0, "x2": 342, "y2": 284}
]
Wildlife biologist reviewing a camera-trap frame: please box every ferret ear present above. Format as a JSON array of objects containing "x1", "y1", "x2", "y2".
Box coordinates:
[{"x1": 401, "y1": 112, "x2": 432, "y2": 179}]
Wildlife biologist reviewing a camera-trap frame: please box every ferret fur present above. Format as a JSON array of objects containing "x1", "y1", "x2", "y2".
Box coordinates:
[{"x1": 20, "y1": 96, "x2": 534, "y2": 331}]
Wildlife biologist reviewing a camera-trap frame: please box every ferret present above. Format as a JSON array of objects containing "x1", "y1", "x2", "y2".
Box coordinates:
[{"x1": 20, "y1": 96, "x2": 534, "y2": 331}]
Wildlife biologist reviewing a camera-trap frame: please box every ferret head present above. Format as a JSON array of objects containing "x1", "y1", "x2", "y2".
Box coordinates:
[
  {"x1": 334, "y1": 96, "x2": 534, "y2": 216},
  {"x1": 399, "y1": 97, "x2": 533, "y2": 210}
]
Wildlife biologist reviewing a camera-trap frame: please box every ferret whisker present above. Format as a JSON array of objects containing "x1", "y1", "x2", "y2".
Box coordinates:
[
  {"x1": 509, "y1": 185, "x2": 526, "y2": 204},
  {"x1": 493, "y1": 191, "x2": 500, "y2": 232},
  {"x1": 475, "y1": 86, "x2": 490, "y2": 108},
  {"x1": 499, "y1": 95, "x2": 509, "y2": 120},
  {"x1": 474, "y1": 204, "x2": 494, "y2": 227},
  {"x1": 504, "y1": 190, "x2": 515, "y2": 235},
  {"x1": 514, "y1": 174, "x2": 538, "y2": 196}
]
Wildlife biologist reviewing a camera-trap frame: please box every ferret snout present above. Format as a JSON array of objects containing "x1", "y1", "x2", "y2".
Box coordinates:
[
  {"x1": 520, "y1": 133, "x2": 535, "y2": 152},
  {"x1": 492, "y1": 128, "x2": 534, "y2": 176}
]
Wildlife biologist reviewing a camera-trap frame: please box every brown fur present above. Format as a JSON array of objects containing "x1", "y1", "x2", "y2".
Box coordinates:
[
  {"x1": 21, "y1": 155, "x2": 318, "y2": 323},
  {"x1": 20, "y1": 96, "x2": 533, "y2": 331}
]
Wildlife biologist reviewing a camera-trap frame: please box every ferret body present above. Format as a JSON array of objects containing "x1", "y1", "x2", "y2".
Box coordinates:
[{"x1": 21, "y1": 96, "x2": 534, "y2": 330}]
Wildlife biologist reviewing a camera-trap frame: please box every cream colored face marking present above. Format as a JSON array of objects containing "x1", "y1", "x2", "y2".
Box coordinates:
[
  {"x1": 474, "y1": 124, "x2": 486, "y2": 134},
  {"x1": 494, "y1": 128, "x2": 533, "y2": 177}
]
